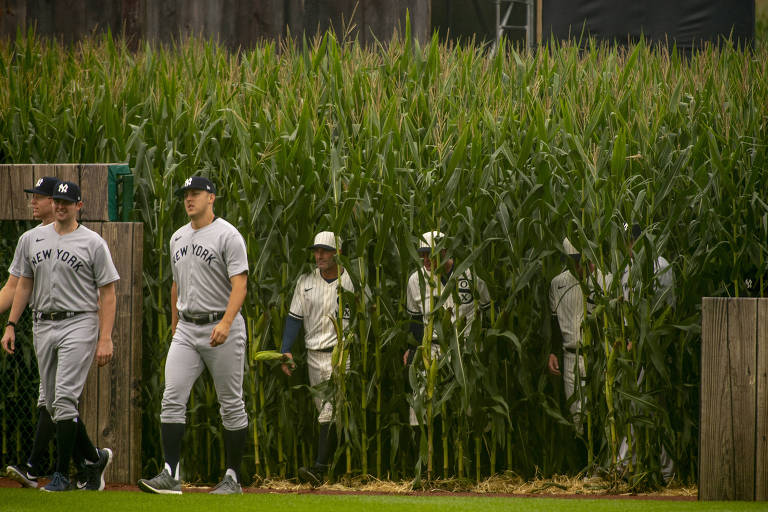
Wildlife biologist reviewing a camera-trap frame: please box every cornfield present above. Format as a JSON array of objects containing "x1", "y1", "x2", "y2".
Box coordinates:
[{"x1": 1, "y1": 24, "x2": 767, "y2": 488}]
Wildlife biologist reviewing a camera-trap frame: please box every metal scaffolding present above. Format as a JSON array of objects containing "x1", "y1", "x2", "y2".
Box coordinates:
[{"x1": 494, "y1": 0, "x2": 536, "y2": 50}]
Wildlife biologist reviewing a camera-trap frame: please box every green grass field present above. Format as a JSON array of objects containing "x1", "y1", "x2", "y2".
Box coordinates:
[{"x1": 0, "y1": 489, "x2": 764, "y2": 512}]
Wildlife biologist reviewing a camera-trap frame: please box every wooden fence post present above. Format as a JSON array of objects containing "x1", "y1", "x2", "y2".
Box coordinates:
[{"x1": 700, "y1": 297, "x2": 768, "y2": 501}]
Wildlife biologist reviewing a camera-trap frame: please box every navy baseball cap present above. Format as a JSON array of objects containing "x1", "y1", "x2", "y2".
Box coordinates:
[
  {"x1": 24, "y1": 176, "x2": 58, "y2": 196},
  {"x1": 51, "y1": 181, "x2": 82, "y2": 202},
  {"x1": 175, "y1": 176, "x2": 217, "y2": 196}
]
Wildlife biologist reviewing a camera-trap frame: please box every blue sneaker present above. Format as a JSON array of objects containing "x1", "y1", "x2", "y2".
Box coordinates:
[{"x1": 42, "y1": 472, "x2": 71, "y2": 492}]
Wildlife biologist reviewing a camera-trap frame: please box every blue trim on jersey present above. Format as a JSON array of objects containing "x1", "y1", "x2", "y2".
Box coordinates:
[{"x1": 281, "y1": 315, "x2": 303, "y2": 353}]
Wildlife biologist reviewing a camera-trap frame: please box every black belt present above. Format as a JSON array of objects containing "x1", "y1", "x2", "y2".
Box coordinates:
[
  {"x1": 564, "y1": 347, "x2": 578, "y2": 354},
  {"x1": 179, "y1": 311, "x2": 225, "y2": 325},
  {"x1": 313, "y1": 346, "x2": 335, "y2": 353},
  {"x1": 34, "y1": 311, "x2": 88, "y2": 321}
]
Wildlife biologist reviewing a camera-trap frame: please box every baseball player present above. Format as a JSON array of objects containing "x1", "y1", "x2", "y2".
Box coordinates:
[
  {"x1": 402, "y1": 231, "x2": 491, "y2": 427},
  {"x1": 138, "y1": 176, "x2": 248, "y2": 495},
  {"x1": 617, "y1": 223, "x2": 675, "y2": 481},
  {"x1": 1, "y1": 180, "x2": 118, "y2": 492},
  {"x1": 2, "y1": 177, "x2": 59, "y2": 488},
  {"x1": 280, "y1": 231, "x2": 354, "y2": 487},
  {"x1": 548, "y1": 237, "x2": 609, "y2": 433}
]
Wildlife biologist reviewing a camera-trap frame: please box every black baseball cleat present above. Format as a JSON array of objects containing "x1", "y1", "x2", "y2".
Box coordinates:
[
  {"x1": 5, "y1": 465, "x2": 40, "y2": 488},
  {"x1": 297, "y1": 466, "x2": 324, "y2": 488},
  {"x1": 83, "y1": 448, "x2": 113, "y2": 490}
]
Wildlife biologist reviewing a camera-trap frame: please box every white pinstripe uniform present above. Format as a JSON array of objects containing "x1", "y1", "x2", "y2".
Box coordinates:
[
  {"x1": 618, "y1": 241, "x2": 675, "y2": 480},
  {"x1": 406, "y1": 268, "x2": 491, "y2": 340},
  {"x1": 549, "y1": 252, "x2": 609, "y2": 432},
  {"x1": 405, "y1": 232, "x2": 491, "y2": 426},
  {"x1": 288, "y1": 268, "x2": 354, "y2": 423}
]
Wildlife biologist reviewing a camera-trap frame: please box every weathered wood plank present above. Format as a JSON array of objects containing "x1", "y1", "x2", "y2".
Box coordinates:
[
  {"x1": 78, "y1": 222, "x2": 142, "y2": 483},
  {"x1": 757, "y1": 299, "x2": 768, "y2": 500},
  {"x1": 700, "y1": 297, "x2": 732, "y2": 500},
  {"x1": 78, "y1": 221, "x2": 101, "y2": 459},
  {"x1": 9, "y1": 164, "x2": 34, "y2": 220},
  {"x1": 0, "y1": 0, "x2": 27, "y2": 38},
  {"x1": 53, "y1": 0, "x2": 87, "y2": 45},
  {"x1": 727, "y1": 298, "x2": 757, "y2": 500},
  {"x1": 129, "y1": 222, "x2": 143, "y2": 481},
  {"x1": 0, "y1": 165, "x2": 15, "y2": 220},
  {"x1": 98, "y1": 222, "x2": 133, "y2": 482},
  {"x1": 79, "y1": 164, "x2": 110, "y2": 221},
  {"x1": 51, "y1": 163, "x2": 80, "y2": 184}
]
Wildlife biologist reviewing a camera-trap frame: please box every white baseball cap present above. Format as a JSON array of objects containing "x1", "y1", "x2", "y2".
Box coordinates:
[
  {"x1": 417, "y1": 231, "x2": 445, "y2": 254},
  {"x1": 309, "y1": 231, "x2": 341, "y2": 251},
  {"x1": 562, "y1": 237, "x2": 579, "y2": 255}
]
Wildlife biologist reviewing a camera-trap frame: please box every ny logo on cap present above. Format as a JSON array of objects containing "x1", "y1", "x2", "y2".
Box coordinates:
[
  {"x1": 184, "y1": 178, "x2": 192, "y2": 187},
  {"x1": 58, "y1": 183, "x2": 69, "y2": 193},
  {"x1": 36, "y1": 178, "x2": 43, "y2": 187}
]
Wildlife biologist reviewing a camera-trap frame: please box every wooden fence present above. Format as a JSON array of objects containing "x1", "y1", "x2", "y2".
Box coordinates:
[
  {"x1": 0, "y1": 0, "x2": 431, "y2": 46},
  {"x1": 0, "y1": 164, "x2": 142, "y2": 483},
  {"x1": 700, "y1": 297, "x2": 768, "y2": 501}
]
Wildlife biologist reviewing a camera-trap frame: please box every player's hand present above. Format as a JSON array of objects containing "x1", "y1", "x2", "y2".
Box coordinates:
[
  {"x1": 547, "y1": 353, "x2": 561, "y2": 376},
  {"x1": 96, "y1": 337, "x2": 113, "y2": 366},
  {"x1": 1, "y1": 327, "x2": 16, "y2": 355},
  {"x1": 281, "y1": 352, "x2": 294, "y2": 376},
  {"x1": 210, "y1": 319, "x2": 232, "y2": 347}
]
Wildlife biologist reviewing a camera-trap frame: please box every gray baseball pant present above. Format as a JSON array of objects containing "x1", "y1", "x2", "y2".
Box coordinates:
[
  {"x1": 160, "y1": 314, "x2": 248, "y2": 430},
  {"x1": 33, "y1": 313, "x2": 99, "y2": 422}
]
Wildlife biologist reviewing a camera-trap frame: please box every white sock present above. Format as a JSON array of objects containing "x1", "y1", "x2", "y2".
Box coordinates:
[
  {"x1": 225, "y1": 468, "x2": 238, "y2": 483},
  {"x1": 165, "y1": 462, "x2": 180, "y2": 479}
]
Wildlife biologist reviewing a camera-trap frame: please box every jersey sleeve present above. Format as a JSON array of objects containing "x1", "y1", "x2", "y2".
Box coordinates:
[
  {"x1": 224, "y1": 231, "x2": 249, "y2": 278},
  {"x1": 169, "y1": 236, "x2": 179, "y2": 285},
  {"x1": 406, "y1": 273, "x2": 422, "y2": 316},
  {"x1": 548, "y1": 279, "x2": 557, "y2": 313},
  {"x1": 476, "y1": 275, "x2": 491, "y2": 310},
  {"x1": 288, "y1": 276, "x2": 304, "y2": 320},
  {"x1": 93, "y1": 239, "x2": 120, "y2": 287},
  {"x1": 9, "y1": 231, "x2": 30, "y2": 278}
]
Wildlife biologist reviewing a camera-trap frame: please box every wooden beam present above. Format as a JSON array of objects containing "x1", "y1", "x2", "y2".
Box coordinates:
[{"x1": 756, "y1": 299, "x2": 768, "y2": 500}]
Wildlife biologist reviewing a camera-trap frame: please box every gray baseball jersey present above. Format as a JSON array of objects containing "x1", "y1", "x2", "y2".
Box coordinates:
[
  {"x1": 18, "y1": 223, "x2": 119, "y2": 311},
  {"x1": 8, "y1": 224, "x2": 44, "y2": 308},
  {"x1": 162, "y1": 216, "x2": 249, "y2": 431},
  {"x1": 406, "y1": 267, "x2": 490, "y2": 339},
  {"x1": 288, "y1": 268, "x2": 355, "y2": 351},
  {"x1": 170, "y1": 217, "x2": 248, "y2": 314}
]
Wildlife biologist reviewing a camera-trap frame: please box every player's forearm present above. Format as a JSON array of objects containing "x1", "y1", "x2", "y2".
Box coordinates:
[
  {"x1": 221, "y1": 273, "x2": 247, "y2": 325},
  {"x1": 97, "y1": 283, "x2": 117, "y2": 341},
  {"x1": 170, "y1": 281, "x2": 179, "y2": 332},
  {"x1": 6, "y1": 276, "x2": 32, "y2": 324},
  {"x1": 0, "y1": 275, "x2": 19, "y2": 314}
]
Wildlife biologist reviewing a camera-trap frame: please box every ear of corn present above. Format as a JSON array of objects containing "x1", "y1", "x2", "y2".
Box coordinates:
[{"x1": 1, "y1": 27, "x2": 767, "y2": 487}]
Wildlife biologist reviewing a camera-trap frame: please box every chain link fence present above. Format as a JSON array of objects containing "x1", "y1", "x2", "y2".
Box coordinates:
[{"x1": 0, "y1": 222, "x2": 52, "y2": 473}]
